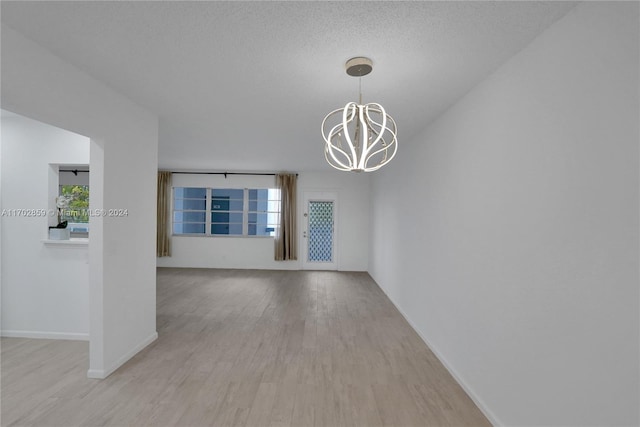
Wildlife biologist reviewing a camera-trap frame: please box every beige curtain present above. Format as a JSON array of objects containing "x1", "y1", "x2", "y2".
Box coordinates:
[
  {"x1": 157, "y1": 171, "x2": 172, "y2": 257},
  {"x1": 275, "y1": 173, "x2": 297, "y2": 261}
]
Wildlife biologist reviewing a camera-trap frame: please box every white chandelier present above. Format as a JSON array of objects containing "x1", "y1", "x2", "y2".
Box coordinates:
[{"x1": 322, "y1": 57, "x2": 398, "y2": 172}]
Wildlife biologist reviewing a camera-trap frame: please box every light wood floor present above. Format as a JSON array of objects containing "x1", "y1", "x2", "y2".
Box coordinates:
[{"x1": 2, "y1": 268, "x2": 490, "y2": 426}]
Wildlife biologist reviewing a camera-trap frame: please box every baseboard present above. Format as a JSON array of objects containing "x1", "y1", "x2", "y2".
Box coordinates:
[
  {"x1": 86, "y1": 369, "x2": 104, "y2": 379},
  {"x1": 371, "y1": 278, "x2": 502, "y2": 427},
  {"x1": 87, "y1": 331, "x2": 158, "y2": 379},
  {"x1": 1, "y1": 330, "x2": 89, "y2": 341}
]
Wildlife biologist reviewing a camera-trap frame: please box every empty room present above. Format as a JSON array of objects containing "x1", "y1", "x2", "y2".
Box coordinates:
[{"x1": 1, "y1": 1, "x2": 638, "y2": 426}]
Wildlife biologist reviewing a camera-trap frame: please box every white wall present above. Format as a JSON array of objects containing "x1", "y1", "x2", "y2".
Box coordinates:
[
  {"x1": 1, "y1": 112, "x2": 90, "y2": 340},
  {"x1": 157, "y1": 171, "x2": 369, "y2": 271},
  {"x1": 369, "y1": 3, "x2": 639, "y2": 426},
  {"x1": 2, "y1": 26, "x2": 159, "y2": 378}
]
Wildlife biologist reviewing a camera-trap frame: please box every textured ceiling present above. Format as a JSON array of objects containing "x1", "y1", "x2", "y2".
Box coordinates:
[{"x1": 1, "y1": 1, "x2": 576, "y2": 172}]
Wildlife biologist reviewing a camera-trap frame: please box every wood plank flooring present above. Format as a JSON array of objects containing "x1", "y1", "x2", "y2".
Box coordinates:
[{"x1": 2, "y1": 268, "x2": 490, "y2": 426}]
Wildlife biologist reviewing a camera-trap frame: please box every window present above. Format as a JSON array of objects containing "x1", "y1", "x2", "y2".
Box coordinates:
[
  {"x1": 248, "y1": 189, "x2": 280, "y2": 236},
  {"x1": 173, "y1": 187, "x2": 280, "y2": 237},
  {"x1": 173, "y1": 187, "x2": 207, "y2": 234},
  {"x1": 211, "y1": 188, "x2": 244, "y2": 235},
  {"x1": 59, "y1": 185, "x2": 90, "y2": 236}
]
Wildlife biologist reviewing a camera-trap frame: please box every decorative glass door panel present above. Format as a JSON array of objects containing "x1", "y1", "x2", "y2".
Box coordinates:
[
  {"x1": 308, "y1": 201, "x2": 334, "y2": 262},
  {"x1": 302, "y1": 192, "x2": 337, "y2": 270}
]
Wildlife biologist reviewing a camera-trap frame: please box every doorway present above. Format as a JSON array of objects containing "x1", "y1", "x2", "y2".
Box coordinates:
[{"x1": 302, "y1": 192, "x2": 337, "y2": 270}]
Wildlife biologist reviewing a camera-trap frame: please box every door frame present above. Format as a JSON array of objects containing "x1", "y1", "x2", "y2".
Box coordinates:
[{"x1": 301, "y1": 191, "x2": 338, "y2": 270}]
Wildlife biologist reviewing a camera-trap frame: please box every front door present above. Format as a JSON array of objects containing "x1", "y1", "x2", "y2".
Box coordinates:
[{"x1": 302, "y1": 192, "x2": 337, "y2": 270}]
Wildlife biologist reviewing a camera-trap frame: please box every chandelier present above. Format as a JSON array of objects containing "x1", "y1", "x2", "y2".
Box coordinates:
[{"x1": 322, "y1": 57, "x2": 398, "y2": 172}]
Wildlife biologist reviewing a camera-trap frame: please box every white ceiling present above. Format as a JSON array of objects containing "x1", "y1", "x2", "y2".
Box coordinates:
[{"x1": 1, "y1": 1, "x2": 576, "y2": 172}]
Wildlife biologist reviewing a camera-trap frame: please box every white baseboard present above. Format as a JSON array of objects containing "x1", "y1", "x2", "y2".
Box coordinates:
[
  {"x1": 86, "y1": 369, "x2": 103, "y2": 379},
  {"x1": 1, "y1": 330, "x2": 89, "y2": 341},
  {"x1": 87, "y1": 331, "x2": 158, "y2": 379},
  {"x1": 371, "y1": 278, "x2": 502, "y2": 427}
]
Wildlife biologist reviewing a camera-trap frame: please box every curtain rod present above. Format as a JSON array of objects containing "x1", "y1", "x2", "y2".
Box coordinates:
[
  {"x1": 169, "y1": 171, "x2": 298, "y2": 177},
  {"x1": 60, "y1": 169, "x2": 89, "y2": 175}
]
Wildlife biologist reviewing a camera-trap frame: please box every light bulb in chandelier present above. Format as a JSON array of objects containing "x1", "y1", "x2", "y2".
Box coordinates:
[{"x1": 321, "y1": 57, "x2": 398, "y2": 172}]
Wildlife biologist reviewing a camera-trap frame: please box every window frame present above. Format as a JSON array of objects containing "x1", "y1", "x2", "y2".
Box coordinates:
[
  {"x1": 58, "y1": 184, "x2": 90, "y2": 238},
  {"x1": 172, "y1": 187, "x2": 279, "y2": 238},
  {"x1": 172, "y1": 187, "x2": 208, "y2": 236},
  {"x1": 247, "y1": 188, "x2": 280, "y2": 237}
]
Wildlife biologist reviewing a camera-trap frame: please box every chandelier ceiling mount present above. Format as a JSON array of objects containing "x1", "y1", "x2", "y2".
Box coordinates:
[{"x1": 345, "y1": 57, "x2": 373, "y2": 77}]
